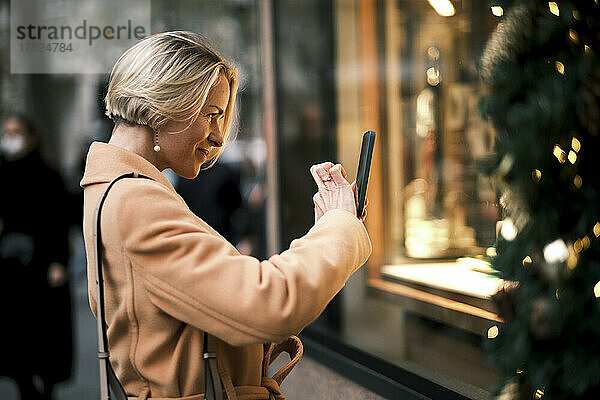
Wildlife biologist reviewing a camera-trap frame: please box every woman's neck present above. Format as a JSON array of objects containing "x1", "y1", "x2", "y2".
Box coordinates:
[{"x1": 108, "y1": 123, "x2": 166, "y2": 171}]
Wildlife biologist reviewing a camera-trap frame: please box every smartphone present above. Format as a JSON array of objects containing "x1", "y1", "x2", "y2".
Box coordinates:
[{"x1": 355, "y1": 130, "x2": 376, "y2": 218}]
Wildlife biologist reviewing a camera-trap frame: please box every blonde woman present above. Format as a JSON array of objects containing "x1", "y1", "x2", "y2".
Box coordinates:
[{"x1": 81, "y1": 31, "x2": 371, "y2": 400}]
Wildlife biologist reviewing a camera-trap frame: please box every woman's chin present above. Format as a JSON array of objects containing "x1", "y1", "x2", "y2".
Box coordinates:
[
  {"x1": 184, "y1": 172, "x2": 200, "y2": 179},
  {"x1": 174, "y1": 166, "x2": 199, "y2": 180}
]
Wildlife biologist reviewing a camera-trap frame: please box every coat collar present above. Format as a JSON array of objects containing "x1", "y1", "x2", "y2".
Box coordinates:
[{"x1": 80, "y1": 142, "x2": 175, "y2": 193}]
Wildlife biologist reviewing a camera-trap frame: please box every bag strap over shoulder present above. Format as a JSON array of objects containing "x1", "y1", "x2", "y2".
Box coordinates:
[
  {"x1": 204, "y1": 333, "x2": 225, "y2": 400},
  {"x1": 94, "y1": 172, "x2": 226, "y2": 400},
  {"x1": 94, "y1": 172, "x2": 149, "y2": 400}
]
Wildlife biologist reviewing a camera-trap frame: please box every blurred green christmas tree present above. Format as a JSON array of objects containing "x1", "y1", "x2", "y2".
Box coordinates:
[{"x1": 479, "y1": 1, "x2": 600, "y2": 399}]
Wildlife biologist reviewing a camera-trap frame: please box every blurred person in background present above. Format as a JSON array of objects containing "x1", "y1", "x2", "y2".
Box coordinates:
[
  {"x1": 0, "y1": 113, "x2": 73, "y2": 399},
  {"x1": 176, "y1": 158, "x2": 243, "y2": 244},
  {"x1": 80, "y1": 31, "x2": 370, "y2": 400}
]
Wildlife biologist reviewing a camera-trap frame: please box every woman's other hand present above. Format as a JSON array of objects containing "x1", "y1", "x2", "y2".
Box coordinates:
[{"x1": 310, "y1": 162, "x2": 357, "y2": 223}]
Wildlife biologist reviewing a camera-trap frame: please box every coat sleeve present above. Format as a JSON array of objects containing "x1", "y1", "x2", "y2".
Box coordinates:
[{"x1": 108, "y1": 180, "x2": 372, "y2": 346}]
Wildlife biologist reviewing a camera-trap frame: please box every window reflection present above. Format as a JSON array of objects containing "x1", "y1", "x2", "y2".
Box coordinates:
[
  {"x1": 390, "y1": 2, "x2": 498, "y2": 262},
  {"x1": 329, "y1": 0, "x2": 503, "y2": 396}
]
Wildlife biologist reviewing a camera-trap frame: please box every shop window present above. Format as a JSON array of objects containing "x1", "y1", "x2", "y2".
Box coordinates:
[{"x1": 330, "y1": 0, "x2": 504, "y2": 396}]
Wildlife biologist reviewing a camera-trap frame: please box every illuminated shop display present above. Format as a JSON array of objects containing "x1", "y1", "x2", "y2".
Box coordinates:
[{"x1": 327, "y1": 0, "x2": 505, "y2": 396}]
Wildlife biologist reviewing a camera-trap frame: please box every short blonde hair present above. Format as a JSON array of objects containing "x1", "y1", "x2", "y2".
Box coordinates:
[{"x1": 105, "y1": 31, "x2": 238, "y2": 164}]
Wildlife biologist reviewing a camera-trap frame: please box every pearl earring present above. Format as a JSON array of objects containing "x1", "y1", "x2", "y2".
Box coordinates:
[{"x1": 153, "y1": 128, "x2": 161, "y2": 152}]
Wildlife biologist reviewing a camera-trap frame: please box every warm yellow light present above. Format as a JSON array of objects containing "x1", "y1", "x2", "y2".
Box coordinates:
[
  {"x1": 491, "y1": 6, "x2": 504, "y2": 17},
  {"x1": 532, "y1": 169, "x2": 542, "y2": 182},
  {"x1": 501, "y1": 218, "x2": 518, "y2": 241},
  {"x1": 568, "y1": 150, "x2": 577, "y2": 164},
  {"x1": 535, "y1": 388, "x2": 545, "y2": 399},
  {"x1": 488, "y1": 325, "x2": 499, "y2": 339},
  {"x1": 522, "y1": 256, "x2": 532, "y2": 266},
  {"x1": 594, "y1": 281, "x2": 600, "y2": 298},
  {"x1": 593, "y1": 222, "x2": 600, "y2": 237},
  {"x1": 555, "y1": 61, "x2": 565, "y2": 74},
  {"x1": 585, "y1": 45, "x2": 591, "y2": 54},
  {"x1": 567, "y1": 253, "x2": 578, "y2": 270},
  {"x1": 572, "y1": 10, "x2": 581, "y2": 20},
  {"x1": 427, "y1": 0, "x2": 455, "y2": 17},
  {"x1": 555, "y1": 289, "x2": 560, "y2": 300},
  {"x1": 552, "y1": 145, "x2": 561, "y2": 157},
  {"x1": 572, "y1": 137, "x2": 581, "y2": 152},
  {"x1": 558, "y1": 152, "x2": 566, "y2": 163},
  {"x1": 548, "y1": 2, "x2": 559, "y2": 16},
  {"x1": 574, "y1": 239, "x2": 583, "y2": 253},
  {"x1": 516, "y1": 368, "x2": 524, "y2": 374},
  {"x1": 486, "y1": 247, "x2": 497, "y2": 257},
  {"x1": 426, "y1": 67, "x2": 441, "y2": 86},
  {"x1": 574, "y1": 175, "x2": 583, "y2": 188},
  {"x1": 582, "y1": 235, "x2": 591, "y2": 250},
  {"x1": 553, "y1": 145, "x2": 566, "y2": 163},
  {"x1": 544, "y1": 239, "x2": 569, "y2": 264},
  {"x1": 568, "y1": 29, "x2": 579, "y2": 43}
]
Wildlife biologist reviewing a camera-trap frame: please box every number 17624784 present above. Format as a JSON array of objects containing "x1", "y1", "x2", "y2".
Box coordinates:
[{"x1": 19, "y1": 42, "x2": 73, "y2": 52}]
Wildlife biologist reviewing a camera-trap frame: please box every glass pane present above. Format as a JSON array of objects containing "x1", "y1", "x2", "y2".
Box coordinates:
[
  {"x1": 323, "y1": 0, "x2": 504, "y2": 397},
  {"x1": 276, "y1": 0, "x2": 338, "y2": 249},
  {"x1": 390, "y1": 1, "x2": 498, "y2": 262}
]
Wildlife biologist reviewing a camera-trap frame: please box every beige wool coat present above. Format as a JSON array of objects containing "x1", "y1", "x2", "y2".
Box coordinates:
[{"x1": 81, "y1": 142, "x2": 372, "y2": 400}]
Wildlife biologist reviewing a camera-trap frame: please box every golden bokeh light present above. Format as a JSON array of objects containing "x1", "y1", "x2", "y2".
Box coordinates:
[
  {"x1": 568, "y1": 29, "x2": 579, "y2": 43},
  {"x1": 594, "y1": 281, "x2": 600, "y2": 298},
  {"x1": 522, "y1": 256, "x2": 532, "y2": 266},
  {"x1": 426, "y1": 67, "x2": 441, "y2": 86},
  {"x1": 582, "y1": 235, "x2": 591, "y2": 250},
  {"x1": 555, "y1": 289, "x2": 560, "y2": 300},
  {"x1": 488, "y1": 325, "x2": 499, "y2": 339},
  {"x1": 532, "y1": 169, "x2": 542, "y2": 182},
  {"x1": 491, "y1": 6, "x2": 503, "y2": 17},
  {"x1": 593, "y1": 222, "x2": 600, "y2": 238},
  {"x1": 555, "y1": 61, "x2": 565, "y2": 74},
  {"x1": 535, "y1": 388, "x2": 545, "y2": 399},
  {"x1": 548, "y1": 2, "x2": 559, "y2": 16},
  {"x1": 574, "y1": 175, "x2": 583, "y2": 188},
  {"x1": 568, "y1": 150, "x2": 577, "y2": 164},
  {"x1": 567, "y1": 253, "x2": 578, "y2": 270},
  {"x1": 553, "y1": 145, "x2": 566, "y2": 163},
  {"x1": 574, "y1": 239, "x2": 583, "y2": 254},
  {"x1": 572, "y1": 10, "x2": 581, "y2": 20},
  {"x1": 585, "y1": 45, "x2": 591, "y2": 54},
  {"x1": 571, "y1": 137, "x2": 581, "y2": 152}
]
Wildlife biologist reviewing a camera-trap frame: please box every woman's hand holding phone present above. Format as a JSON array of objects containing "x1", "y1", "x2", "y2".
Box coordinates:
[
  {"x1": 310, "y1": 131, "x2": 374, "y2": 223},
  {"x1": 310, "y1": 162, "x2": 358, "y2": 223}
]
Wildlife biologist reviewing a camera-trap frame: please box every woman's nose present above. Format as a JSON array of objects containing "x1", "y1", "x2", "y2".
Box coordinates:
[{"x1": 208, "y1": 125, "x2": 224, "y2": 147}]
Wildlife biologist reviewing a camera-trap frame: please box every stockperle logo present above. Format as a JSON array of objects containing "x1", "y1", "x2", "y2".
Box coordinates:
[{"x1": 11, "y1": 0, "x2": 150, "y2": 74}]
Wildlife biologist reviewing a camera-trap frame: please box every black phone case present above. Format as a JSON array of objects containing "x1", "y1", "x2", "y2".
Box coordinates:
[{"x1": 356, "y1": 130, "x2": 375, "y2": 217}]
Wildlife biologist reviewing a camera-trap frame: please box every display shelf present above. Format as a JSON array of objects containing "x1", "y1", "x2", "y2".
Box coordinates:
[{"x1": 369, "y1": 261, "x2": 504, "y2": 335}]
